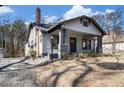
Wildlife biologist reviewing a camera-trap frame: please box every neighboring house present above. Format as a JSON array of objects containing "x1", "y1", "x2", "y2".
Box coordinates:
[
  {"x1": 102, "y1": 32, "x2": 124, "y2": 54},
  {"x1": 25, "y1": 7, "x2": 106, "y2": 59}
]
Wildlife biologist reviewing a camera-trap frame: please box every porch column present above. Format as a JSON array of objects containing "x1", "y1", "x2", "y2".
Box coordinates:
[
  {"x1": 62, "y1": 29, "x2": 68, "y2": 54},
  {"x1": 96, "y1": 36, "x2": 103, "y2": 53},
  {"x1": 58, "y1": 28, "x2": 63, "y2": 59},
  {"x1": 92, "y1": 39, "x2": 95, "y2": 53},
  {"x1": 58, "y1": 28, "x2": 68, "y2": 59}
]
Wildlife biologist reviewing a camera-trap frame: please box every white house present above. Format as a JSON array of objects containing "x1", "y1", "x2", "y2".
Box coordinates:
[{"x1": 25, "y1": 7, "x2": 106, "y2": 59}]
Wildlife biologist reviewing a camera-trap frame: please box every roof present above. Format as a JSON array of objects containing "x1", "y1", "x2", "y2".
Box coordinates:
[
  {"x1": 25, "y1": 23, "x2": 53, "y2": 43},
  {"x1": 47, "y1": 15, "x2": 106, "y2": 35},
  {"x1": 29, "y1": 22, "x2": 53, "y2": 31},
  {"x1": 25, "y1": 15, "x2": 106, "y2": 43},
  {"x1": 103, "y1": 31, "x2": 124, "y2": 44}
]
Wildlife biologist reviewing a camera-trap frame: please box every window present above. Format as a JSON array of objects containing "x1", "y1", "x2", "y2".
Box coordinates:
[
  {"x1": 82, "y1": 40, "x2": 86, "y2": 49},
  {"x1": 31, "y1": 40, "x2": 34, "y2": 45},
  {"x1": 52, "y1": 35, "x2": 59, "y2": 49},
  {"x1": 40, "y1": 34, "x2": 43, "y2": 42},
  {"x1": 82, "y1": 21, "x2": 89, "y2": 27},
  {"x1": 28, "y1": 42, "x2": 30, "y2": 48},
  {"x1": 86, "y1": 40, "x2": 91, "y2": 49},
  {"x1": 31, "y1": 40, "x2": 34, "y2": 48},
  {"x1": 80, "y1": 18, "x2": 89, "y2": 27},
  {"x1": 82, "y1": 40, "x2": 91, "y2": 50}
]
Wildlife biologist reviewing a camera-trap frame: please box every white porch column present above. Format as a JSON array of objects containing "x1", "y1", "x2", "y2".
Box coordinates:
[{"x1": 58, "y1": 29, "x2": 63, "y2": 59}]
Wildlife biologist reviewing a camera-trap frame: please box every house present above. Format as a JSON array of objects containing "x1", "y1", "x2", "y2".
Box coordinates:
[
  {"x1": 102, "y1": 31, "x2": 124, "y2": 54},
  {"x1": 25, "y1": 7, "x2": 106, "y2": 60}
]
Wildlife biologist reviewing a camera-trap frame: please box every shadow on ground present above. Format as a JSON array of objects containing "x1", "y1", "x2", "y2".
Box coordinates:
[
  {"x1": 0, "y1": 57, "x2": 60, "y2": 72},
  {"x1": 0, "y1": 58, "x2": 42, "y2": 72},
  {"x1": 97, "y1": 62, "x2": 124, "y2": 70},
  {"x1": 0, "y1": 58, "x2": 27, "y2": 71},
  {"x1": 39, "y1": 61, "x2": 93, "y2": 87}
]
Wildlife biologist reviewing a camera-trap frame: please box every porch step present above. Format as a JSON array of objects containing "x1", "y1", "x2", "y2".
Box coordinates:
[{"x1": 42, "y1": 53, "x2": 58, "y2": 60}]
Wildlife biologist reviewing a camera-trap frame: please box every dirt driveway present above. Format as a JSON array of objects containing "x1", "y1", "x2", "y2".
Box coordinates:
[
  {"x1": 34, "y1": 56, "x2": 124, "y2": 87},
  {"x1": 0, "y1": 58, "x2": 39, "y2": 87}
]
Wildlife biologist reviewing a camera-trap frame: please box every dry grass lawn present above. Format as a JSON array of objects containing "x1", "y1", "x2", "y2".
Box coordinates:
[{"x1": 34, "y1": 55, "x2": 124, "y2": 87}]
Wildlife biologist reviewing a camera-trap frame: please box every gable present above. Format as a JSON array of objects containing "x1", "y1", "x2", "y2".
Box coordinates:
[
  {"x1": 47, "y1": 15, "x2": 106, "y2": 35},
  {"x1": 63, "y1": 18, "x2": 102, "y2": 35},
  {"x1": 25, "y1": 23, "x2": 50, "y2": 43}
]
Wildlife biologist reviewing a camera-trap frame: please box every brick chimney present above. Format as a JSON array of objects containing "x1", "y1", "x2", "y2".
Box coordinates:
[{"x1": 35, "y1": 7, "x2": 41, "y2": 25}]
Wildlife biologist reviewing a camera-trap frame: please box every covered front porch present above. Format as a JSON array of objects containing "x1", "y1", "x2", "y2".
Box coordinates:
[{"x1": 50, "y1": 28, "x2": 103, "y2": 59}]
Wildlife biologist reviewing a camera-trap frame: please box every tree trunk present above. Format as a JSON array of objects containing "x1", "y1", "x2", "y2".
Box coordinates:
[{"x1": 112, "y1": 43, "x2": 116, "y2": 54}]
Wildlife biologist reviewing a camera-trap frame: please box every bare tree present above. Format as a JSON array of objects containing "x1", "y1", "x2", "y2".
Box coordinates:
[
  {"x1": 93, "y1": 9, "x2": 123, "y2": 52},
  {"x1": 0, "y1": 16, "x2": 27, "y2": 57},
  {"x1": 12, "y1": 19, "x2": 27, "y2": 57},
  {"x1": 93, "y1": 9, "x2": 123, "y2": 64},
  {"x1": 0, "y1": 33, "x2": 2, "y2": 47},
  {"x1": 0, "y1": 22, "x2": 15, "y2": 57}
]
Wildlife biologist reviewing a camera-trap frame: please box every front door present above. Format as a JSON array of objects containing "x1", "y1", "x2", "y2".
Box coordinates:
[{"x1": 70, "y1": 37, "x2": 77, "y2": 53}]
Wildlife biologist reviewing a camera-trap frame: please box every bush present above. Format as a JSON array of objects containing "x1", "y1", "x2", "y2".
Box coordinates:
[
  {"x1": 61, "y1": 53, "x2": 68, "y2": 60},
  {"x1": 73, "y1": 53, "x2": 79, "y2": 57},
  {"x1": 78, "y1": 52, "x2": 88, "y2": 59},
  {"x1": 88, "y1": 53, "x2": 101, "y2": 57},
  {"x1": 77, "y1": 52, "x2": 101, "y2": 59},
  {"x1": 102, "y1": 54, "x2": 114, "y2": 57},
  {"x1": 28, "y1": 48, "x2": 36, "y2": 59}
]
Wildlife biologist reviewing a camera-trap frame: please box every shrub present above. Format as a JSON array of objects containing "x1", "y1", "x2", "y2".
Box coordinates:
[
  {"x1": 77, "y1": 52, "x2": 88, "y2": 59},
  {"x1": 88, "y1": 53, "x2": 100, "y2": 57},
  {"x1": 77, "y1": 52, "x2": 101, "y2": 58},
  {"x1": 73, "y1": 53, "x2": 79, "y2": 57},
  {"x1": 102, "y1": 53, "x2": 114, "y2": 57},
  {"x1": 61, "y1": 53, "x2": 68, "y2": 60},
  {"x1": 28, "y1": 48, "x2": 36, "y2": 59}
]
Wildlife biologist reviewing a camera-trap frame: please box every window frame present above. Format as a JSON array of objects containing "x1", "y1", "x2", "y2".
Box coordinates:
[
  {"x1": 82, "y1": 20, "x2": 89, "y2": 27},
  {"x1": 80, "y1": 18, "x2": 90, "y2": 27},
  {"x1": 82, "y1": 40, "x2": 86, "y2": 50},
  {"x1": 28, "y1": 42, "x2": 30, "y2": 48},
  {"x1": 82, "y1": 39, "x2": 92, "y2": 50},
  {"x1": 52, "y1": 35, "x2": 59, "y2": 49}
]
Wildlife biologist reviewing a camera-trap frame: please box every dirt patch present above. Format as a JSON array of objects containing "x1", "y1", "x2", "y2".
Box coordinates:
[
  {"x1": 97, "y1": 62, "x2": 124, "y2": 70},
  {"x1": 81, "y1": 57, "x2": 124, "y2": 87},
  {"x1": 34, "y1": 60, "x2": 92, "y2": 87},
  {"x1": 34, "y1": 56, "x2": 124, "y2": 87}
]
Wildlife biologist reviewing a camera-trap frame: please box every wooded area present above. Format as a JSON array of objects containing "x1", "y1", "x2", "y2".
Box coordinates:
[{"x1": 0, "y1": 16, "x2": 28, "y2": 57}]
